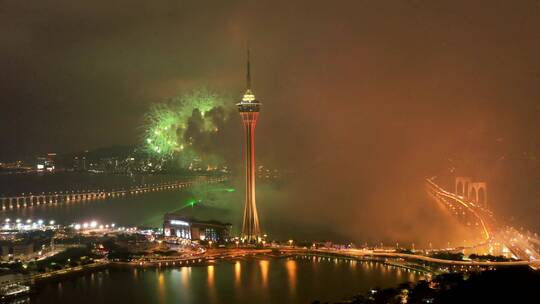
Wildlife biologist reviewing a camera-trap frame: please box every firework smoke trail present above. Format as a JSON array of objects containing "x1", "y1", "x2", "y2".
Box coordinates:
[{"x1": 143, "y1": 88, "x2": 232, "y2": 168}]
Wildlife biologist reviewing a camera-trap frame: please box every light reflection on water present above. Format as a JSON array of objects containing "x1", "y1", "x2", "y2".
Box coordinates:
[
  {"x1": 180, "y1": 267, "x2": 190, "y2": 289},
  {"x1": 286, "y1": 259, "x2": 297, "y2": 294},
  {"x1": 157, "y1": 271, "x2": 165, "y2": 302},
  {"x1": 207, "y1": 265, "x2": 215, "y2": 286},
  {"x1": 207, "y1": 265, "x2": 216, "y2": 303},
  {"x1": 259, "y1": 260, "x2": 269, "y2": 287},
  {"x1": 234, "y1": 261, "x2": 241, "y2": 286},
  {"x1": 34, "y1": 257, "x2": 423, "y2": 304}
]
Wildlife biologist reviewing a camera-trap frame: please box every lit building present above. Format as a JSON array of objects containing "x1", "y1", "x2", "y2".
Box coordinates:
[
  {"x1": 0, "y1": 241, "x2": 38, "y2": 261},
  {"x1": 36, "y1": 153, "x2": 56, "y2": 172},
  {"x1": 237, "y1": 48, "x2": 262, "y2": 242},
  {"x1": 73, "y1": 153, "x2": 87, "y2": 171},
  {"x1": 163, "y1": 214, "x2": 231, "y2": 242}
]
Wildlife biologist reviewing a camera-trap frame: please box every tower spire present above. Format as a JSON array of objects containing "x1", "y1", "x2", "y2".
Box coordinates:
[
  {"x1": 246, "y1": 47, "x2": 251, "y2": 90},
  {"x1": 241, "y1": 45, "x2": 256, "y2": 103}
]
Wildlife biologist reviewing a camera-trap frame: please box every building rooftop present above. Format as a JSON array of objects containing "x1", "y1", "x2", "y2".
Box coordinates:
[{"x1": 164, "y1": 214, "x2": 231, "y2": 227}]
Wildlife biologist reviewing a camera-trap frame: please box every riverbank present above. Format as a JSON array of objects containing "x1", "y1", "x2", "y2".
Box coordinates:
[
  {"x1": 27, "y1": 252, "x2": 423, "y2": 304},
  {"x1": 3, "y1": 248, "x2": 422, "y2": 287},
  {"x1": 6, "y1": 245, "x2": 537, "y2": 293}
]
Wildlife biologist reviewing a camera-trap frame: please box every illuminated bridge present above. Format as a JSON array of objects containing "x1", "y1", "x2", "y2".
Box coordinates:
[
  {"x1": 425, "y1": 178, "x2": 494, "y2": 241},
  {"x1": 0, "y1": 176, "x2": 226, "y2": 210},
  {"x1": 426, "y1": 177, "x2": 538, "y2": 263}
]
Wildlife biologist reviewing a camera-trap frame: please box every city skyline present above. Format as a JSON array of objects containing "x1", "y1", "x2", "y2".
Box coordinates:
[{"x1": 0, "y1": 1, "x2": 540, "y2": 303}]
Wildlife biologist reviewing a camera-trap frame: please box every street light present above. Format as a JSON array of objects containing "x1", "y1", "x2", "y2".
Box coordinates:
[
  {"x1": 208, "y1": 240, "x2": 213, "y2": 248},
  {"x1": 288, "y1": 239, "x2": 293, "y2": 247}
]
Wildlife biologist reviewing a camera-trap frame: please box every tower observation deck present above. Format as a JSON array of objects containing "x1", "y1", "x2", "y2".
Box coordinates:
[{"x1": 237, "y1": 49, "x2": 262, "y2": 242}]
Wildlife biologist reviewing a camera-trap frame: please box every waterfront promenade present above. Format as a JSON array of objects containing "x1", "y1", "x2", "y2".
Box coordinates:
[{"x1": 2, "y1": 246, "x2": 538, "y2": 290}]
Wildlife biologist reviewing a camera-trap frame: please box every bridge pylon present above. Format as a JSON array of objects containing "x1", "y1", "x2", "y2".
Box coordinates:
[{"x1": 455, "y1": 177, "x2": 488, "y2": 208}]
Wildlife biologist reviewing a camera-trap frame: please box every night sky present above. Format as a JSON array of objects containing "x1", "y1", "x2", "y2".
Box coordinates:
[{"x1": 1, "y1": 1, "x2": 540, "y2": 242}]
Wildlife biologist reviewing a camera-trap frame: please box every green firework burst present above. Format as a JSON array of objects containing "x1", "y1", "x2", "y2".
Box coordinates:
[{"x1": 143, "y1": 88, "x2": 230, "y2": 167}]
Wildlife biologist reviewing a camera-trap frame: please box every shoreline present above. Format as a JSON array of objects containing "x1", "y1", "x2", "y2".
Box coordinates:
[
  {"x1": 10, "y1": 247, "x2": 536, "y2": 287},
  {"x1": 25, "y1": 249, "x2": 430, "y2": 286}
]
